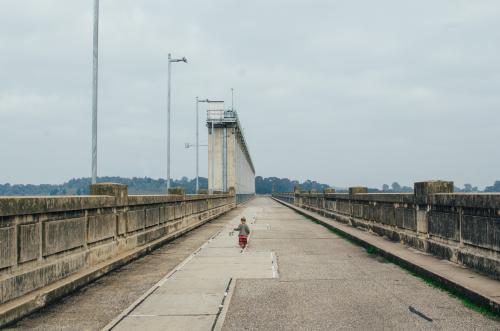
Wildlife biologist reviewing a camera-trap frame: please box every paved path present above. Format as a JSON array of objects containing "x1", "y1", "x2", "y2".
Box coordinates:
[
  {"x1": 108, "y1": 203, "x2": 276, "y2": 330},
  {"x1": 276, "y1": 197, "x2": 500, "y2": 312},
  {"x1": 220, "y1": 197, "x2": 498, "y2": 330}
]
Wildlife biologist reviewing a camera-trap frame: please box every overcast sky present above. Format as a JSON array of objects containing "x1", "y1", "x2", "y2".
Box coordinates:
[{"x1": 1, "y1": 1, "x2": 499, "y2": 189}]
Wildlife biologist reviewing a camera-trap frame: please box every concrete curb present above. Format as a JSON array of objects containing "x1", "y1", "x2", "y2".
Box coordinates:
[
  {"x1": 272, "y1": 198, "x2": 500, "y2": 315},
  {"x1": 0, "y1": 208, "x2": 234, "y2": 328}
]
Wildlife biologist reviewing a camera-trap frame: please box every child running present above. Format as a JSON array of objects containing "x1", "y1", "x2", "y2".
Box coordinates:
[{"x1": 234, "y1": 217, "x2": 250, "y2": 250}]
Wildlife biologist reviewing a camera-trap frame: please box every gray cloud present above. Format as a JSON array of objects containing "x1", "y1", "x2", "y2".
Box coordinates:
[{"x1": 1, "y1": 0, "x2": 499, "y2": 188}]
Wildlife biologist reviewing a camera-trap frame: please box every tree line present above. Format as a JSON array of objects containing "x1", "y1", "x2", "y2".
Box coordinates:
[
  {"x1": 0, "y1": 177, "x2": 499, "y2": 196},
  {"x1": 0, "y1": 176, "x2": 331, "y2": 196},
  {"x1": 0, "y1": 176, "x2": 208, "y2": 196}
]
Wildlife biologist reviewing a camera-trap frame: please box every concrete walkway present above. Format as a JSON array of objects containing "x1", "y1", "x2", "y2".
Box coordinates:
[
  {"x1": 106, "y1": 197, "x2": 498, "y2": 330},
  {"x1": 221, "y1": 197, "x2": 498, "y2": 330},
  {"x1": 275, "y1": 198, "x2": 500, "y2": 313},
  {"x1": 106, "y1": 203, "x2": 277, "y2": 330}
]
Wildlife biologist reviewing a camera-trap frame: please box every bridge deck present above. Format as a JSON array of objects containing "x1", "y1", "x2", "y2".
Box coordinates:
[{"x1": 7, "y1": 197, "x2": 499, "y2": 330}]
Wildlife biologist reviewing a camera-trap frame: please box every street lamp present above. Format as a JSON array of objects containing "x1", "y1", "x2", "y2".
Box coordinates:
[
  {"x1": 193, "y1": 97, "x2": 212, "y2": 192},
  {"x1": 184, "y1": 142, "x2": 208, "y2": 191},
  {"x1": 91, "y1": 0, "x2": 99, "y2": 184},
  {"x1": 167, "y1": 53, "x2": 187, "y2": 193}
]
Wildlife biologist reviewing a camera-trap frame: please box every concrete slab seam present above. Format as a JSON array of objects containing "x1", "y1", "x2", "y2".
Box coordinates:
[
  {"x1": 271, "y1": 252, "x2": 279, "y2": 279},
  {"x1": 210, "y1": 278, "x2": 233, "y2": 331},
  {"x1": 213, "y1": 277, "x2": 238, "y2": 331},
  {"x1": 157, "y1": 228, "x2": 223, "y2": 287},
  {"x1": 129, "y1": 314, "x2": 216, "y2": 317}
]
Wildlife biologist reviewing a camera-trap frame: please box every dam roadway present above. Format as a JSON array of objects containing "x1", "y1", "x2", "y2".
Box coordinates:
[{"x1": 6, "y1": 197, "x2": 498, "y2": 330}]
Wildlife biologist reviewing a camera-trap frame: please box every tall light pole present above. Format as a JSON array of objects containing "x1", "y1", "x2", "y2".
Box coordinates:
[
  {"x1": 91, "y1": 0, "x2": 99, "y2": 184},
  {"x1": 196, "y1": 97, "x2": 199, "y2": 192},
  {"x1": 195, "y1": 98, "x2": 211, "y2": 192},
  {"x1": 167, "y1": 53, "x2": 187, "y2": 192},
  {"x1": 231, "y1": 88, "x2": 234, "y2": 111}
]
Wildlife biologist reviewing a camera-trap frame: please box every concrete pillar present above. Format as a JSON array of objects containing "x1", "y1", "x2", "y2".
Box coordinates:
[
  {"x1": 168, "y1": 187, "x2": 186, "y2": 196},
  {"x1": 349, "y1": 187, "x2": 368, "y2": 195},
  {"x1": 90, "y1": 183, "x2": 128, "y2": 205},
  {"x1": 323, "y1": 188, "x2": 335, "y2": 209},
  {"x1": 293, "y1": 185, "x2": 301, "y2": 207},
  {"x1": 414, "y1": 180, "x2": 453, "y2": 198},
  {"x1": 197, "y1": 189, "x2": 208, "y2": 195},
  {"x1": 416, "y1": 206, "x2": 429, "y2": 235},
  {"x1": 414, "y1": 180, "x2": 453, "y2": 236}
]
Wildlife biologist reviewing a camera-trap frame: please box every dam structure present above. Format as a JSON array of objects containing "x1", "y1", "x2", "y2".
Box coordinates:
[
  {"x1": 206, "y1": 101, "x2": 255, "y2": 203},
  {"x1": 1, "y1": 105, "x2": 499, "y2": 330}
]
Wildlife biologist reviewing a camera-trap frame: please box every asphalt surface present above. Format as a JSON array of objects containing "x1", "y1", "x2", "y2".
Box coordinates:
[
  {"x1": 221, "y1": 197, "x2": 499, "y2": 330},
  {"x1": 5, "y1": 210, "x2": 238, "y2": 331}
]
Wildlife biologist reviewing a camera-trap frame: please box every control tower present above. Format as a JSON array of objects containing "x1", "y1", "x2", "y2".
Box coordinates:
[{"x1": 206, "y1": 102, "x2": 255, "y2": 203}]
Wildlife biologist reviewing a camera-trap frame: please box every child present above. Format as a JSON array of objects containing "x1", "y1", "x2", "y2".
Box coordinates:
[{"x1": 234, "y1": 217, "x2": 250, "y2": 249}]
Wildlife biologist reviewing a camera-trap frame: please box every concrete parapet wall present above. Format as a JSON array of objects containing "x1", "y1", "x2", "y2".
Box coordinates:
[
  {"x1": 0, "y1": 184, "x2": 235, "y2": 316},
  {"x1": 273, "y1": 181, "x2": 500, "y2": 280}
]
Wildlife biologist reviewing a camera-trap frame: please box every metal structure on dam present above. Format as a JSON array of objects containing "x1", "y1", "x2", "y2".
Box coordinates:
[{"x1": 206, "y1": 101, "x2": 256, "y2": 204}]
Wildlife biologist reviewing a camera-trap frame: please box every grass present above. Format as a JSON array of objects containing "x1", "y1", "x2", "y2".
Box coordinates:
[{"x1": 299, "y1": 210, "x2": 500, "y2": 320}]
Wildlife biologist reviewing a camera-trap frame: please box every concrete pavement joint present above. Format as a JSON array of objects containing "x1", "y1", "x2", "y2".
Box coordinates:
[
  {"x1": 271, "y1": 252, "x2": 279, "y2": 279},
  {"x1": 129, "y1": 314, "x2": 216, "y2": 317},
  {"x1": 105, "y1": 286, "x2": 161, "y2": 331},
  {"x1": 211, "y1": 278, "x2": 233, "y2": 331},
  {"x1": 213, "y1": 279, "x2": 237, "y2": 331},
  {"x1": 157, "y1": 228, "x2": 224, "y2": 287}
]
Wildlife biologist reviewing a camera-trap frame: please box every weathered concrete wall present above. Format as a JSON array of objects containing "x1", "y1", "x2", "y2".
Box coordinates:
[
  {"x1": 0, "y1": 183, "x2": 235, "y2": 312},
  {"x1": 273, "y1": 181, "x2": 500, "y2": 280}
]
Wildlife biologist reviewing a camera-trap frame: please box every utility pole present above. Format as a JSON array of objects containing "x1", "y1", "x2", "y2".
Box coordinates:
[
  {"x1": 196, "y1": 97, "x2": 199, "y2": 192},
  {"x1": 231, "y1": 88, "x2": 234, "y2": 110},
  {"x1": 91, "y1": 0, "x2": 99, "y2": 184},
  {"x1": 166, "y1": 54, "x2": 187, "y2": 192}
]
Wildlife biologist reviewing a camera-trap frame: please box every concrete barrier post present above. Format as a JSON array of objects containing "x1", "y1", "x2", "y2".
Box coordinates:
[
  {"x1": 168, "y1": 187, "x2": 186, "y2": 196},
  {"x1": 349, "y1": 187, "x2": 368, "y2": 195},
  {"x1": 348, "y1": 187, "x2": 367, "y2": 215},
  {"x1": 414, "y1": 180, "x2": 454, "y2": 235},
  {"x1": 414, "y1": 180, "x2": 453, "y2": 199},
  {"x1": 293, "y1": 185, "x2": 301, "y2": 207},
  {"x1": 228, "y1": 186, "x2": 236, "y2": 205},
  {"x1": 90, "y1": 183, "x2": 128, "y2": 205},
  {"x1": 323, "y1": 188, "x2": 335, "y2": 211}
]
